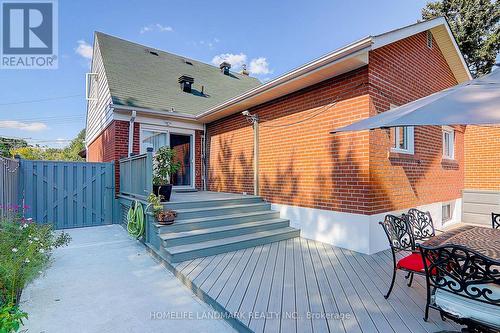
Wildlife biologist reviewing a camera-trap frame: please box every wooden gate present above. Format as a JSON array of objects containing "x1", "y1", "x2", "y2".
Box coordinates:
[{"x1": 20, "y1": 160, "x2": 115, "y2": 229}]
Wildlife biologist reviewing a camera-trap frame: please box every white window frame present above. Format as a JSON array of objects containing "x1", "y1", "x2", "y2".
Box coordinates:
[
  {"x1": 442, "y1": 202, "x2": 452, "y2": 223},
  {"x1": 442, "y1": 126, "x2": 455, "y2": 160},
  {"x1": 391, "y1": 126, "x2": 415, "y2": 154},
  {"x1": 140, "y1": 125, "x2": 196, "y2": 189}
]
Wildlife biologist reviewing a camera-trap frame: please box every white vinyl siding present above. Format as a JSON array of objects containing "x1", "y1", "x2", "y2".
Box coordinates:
[{"x1": 85, "y1": 37, "x2": 113, "y2": 148}]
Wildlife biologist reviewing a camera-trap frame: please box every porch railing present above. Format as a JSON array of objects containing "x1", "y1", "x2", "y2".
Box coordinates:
[
  {"x1": 0, "y1": 156, "x2": 20, "y2": 217},
  {"x1": 119, "y1": 148, "x2": 153, "y2": 200}
]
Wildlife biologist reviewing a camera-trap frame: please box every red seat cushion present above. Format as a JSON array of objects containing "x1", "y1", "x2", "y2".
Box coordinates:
[{"x1": 397, "y1": 253, "x2": 426, "y2": 272}]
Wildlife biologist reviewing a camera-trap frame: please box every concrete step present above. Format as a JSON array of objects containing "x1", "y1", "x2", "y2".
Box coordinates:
[
  {"x1": 160, "y1": 218, "x2": 290, "y2": 247},
  {"x1": 163, "y1": 196, "x2": 264, "y2": 210},
  {"x1": 170, "y1": 202, "x2": 271, "y2": 221},
  {"x1": 165, "y1": 227, "x2": 300, "y2": 263},
  {"x1": 155, "y1": 210, "x2": 280, "y2": 233}
]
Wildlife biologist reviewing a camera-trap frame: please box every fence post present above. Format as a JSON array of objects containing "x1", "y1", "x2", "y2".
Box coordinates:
[
  {"x1": 145, "y1": 147, "x2": 154, "y2": 195},
  {"x1": 15, "y1": 155, "x2": 23, "y2": 214}
]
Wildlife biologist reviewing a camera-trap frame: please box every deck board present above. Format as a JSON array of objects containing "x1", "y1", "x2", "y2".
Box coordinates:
[
  {"x1": 263, "y1": 239, "x2": 286, "y2": 333},
  {"x1": 238, "y1": 243, "x2": 271, "y2": 327},
  {"x1": 280, "y1": 239, "x2": 296, "y2": 333},
  {"x1": 293, "y1": 238, "x2": 313, "y2": 333},
  {"x1": 167, "y1": 237, "x2": 462, "y2": 333},
  {"x1": 248, "y1": 242, "x2": 278, "y2": 333},
  {"x1": 217, "y1": 247, "x2": 256, "y2": 306}
]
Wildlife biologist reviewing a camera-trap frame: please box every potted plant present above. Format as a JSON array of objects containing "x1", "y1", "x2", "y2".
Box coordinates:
[
  {"x1": 147, "y1": 193, "x2": 177, "y2": 225},
  {"x1": 152, "y1": 146, "x2": 181, "y2": 202}
]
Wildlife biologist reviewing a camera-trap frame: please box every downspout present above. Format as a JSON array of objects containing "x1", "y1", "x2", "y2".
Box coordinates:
[
  {"x1": 242, "y1": 111, "x2": 259, "y2": 196},
  {"x1": 202, "y1": 123, "x2": 207, "y2": 191},
  {"x1": 128, "y1": 111, "x2": 136, "y2": 157},
  {"x1": 253, "y1": 119, "x2": 259, "y2": 196}
]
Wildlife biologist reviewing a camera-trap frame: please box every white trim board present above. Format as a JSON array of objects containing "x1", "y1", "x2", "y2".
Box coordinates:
[{"x1": 272, "y1": 197, "x2": 462, "y2": 255}]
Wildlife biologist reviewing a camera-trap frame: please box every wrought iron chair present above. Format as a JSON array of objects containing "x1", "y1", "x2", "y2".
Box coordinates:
[
  {"x1": 404, "y1": 208, "x2": 436, "y2": 242},
  {"x1": 492, "y1": 213, "x2": 500, "y2": 229},
  {"x1": 419, "y1": 244, "x2": 500, "y2": 331},
  {"x1": 379, "y1": 214, "x2": 427, "y2": 299}
]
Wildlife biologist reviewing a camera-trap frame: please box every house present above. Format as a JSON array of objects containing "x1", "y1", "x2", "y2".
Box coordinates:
[{"x1": 86, "y1": 17, "x2": 472, "y2": 254}]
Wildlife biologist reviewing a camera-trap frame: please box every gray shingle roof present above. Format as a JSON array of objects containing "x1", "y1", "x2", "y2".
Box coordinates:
[{"x1": 96, "y1": 32, "x2": 261, "y2": 116}]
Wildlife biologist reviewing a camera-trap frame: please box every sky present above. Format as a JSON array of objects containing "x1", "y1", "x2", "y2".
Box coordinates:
[{"x1": 0, "y1": 0, "x2": 433, "y2": 147}]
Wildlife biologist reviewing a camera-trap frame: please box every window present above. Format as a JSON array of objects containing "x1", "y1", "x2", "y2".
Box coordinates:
[
  {"x1": 391, "y1": 126, "x2": 414, "y2": 154},
  {"x1": 442, "y1": 203, "x2": 452, "y2": 222},
  {"x1": 141, "y1": 129, "x2": 168, "y2": 153},
  {"x1": 442, "y1": 126, "x2": 455, "y2": 159}
]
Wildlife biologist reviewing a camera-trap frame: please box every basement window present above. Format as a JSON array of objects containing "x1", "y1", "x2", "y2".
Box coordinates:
[
  {"x1": 442, "y1": 203, "x2": 452, "y2": 222},
  {"x1": 426, "y1": 31, "x2": 433, "y2": 49}
]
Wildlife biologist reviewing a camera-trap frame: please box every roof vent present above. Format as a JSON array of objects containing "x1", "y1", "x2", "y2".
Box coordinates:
[
  {"x1": 240, "y1": 64, "x2": 249, "y2": 76},
  {"x1": 219, "y1": 61, "x2": 231, "y2": 75},
  {"x1": 147, "y1": 49, "x2": 159, "y2": 56},
  {"x1": 184, "y1": 59, "x2": 193, "y2": 66},
  {"x1": 178, "y1": 75, "x2": 194, "y2": 93}
]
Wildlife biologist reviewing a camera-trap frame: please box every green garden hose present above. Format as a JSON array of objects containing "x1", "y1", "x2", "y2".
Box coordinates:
[{"x1": 127, "y1": 200, "x2": 145, "y2": 239}]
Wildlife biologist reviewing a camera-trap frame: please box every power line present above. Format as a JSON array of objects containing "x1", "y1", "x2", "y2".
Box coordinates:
[
  {"x1": 0, "y1": 114, "x2": 85, "y2": 122},
  {"x1": 0, "y1": 94, "x2": 83, "y2": 106}
]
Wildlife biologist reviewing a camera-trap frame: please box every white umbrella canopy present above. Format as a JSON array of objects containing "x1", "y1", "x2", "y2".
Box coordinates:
[{"x1": 331, "y1": 69, "x2": 500, "y2": 133}]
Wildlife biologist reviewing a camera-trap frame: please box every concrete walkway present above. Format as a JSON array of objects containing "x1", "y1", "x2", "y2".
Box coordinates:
[{"x1": 20, "y1": 225, "x2": 235, "y2": 333}]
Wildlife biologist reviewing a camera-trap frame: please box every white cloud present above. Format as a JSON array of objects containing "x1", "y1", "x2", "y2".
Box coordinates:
[
  {"x1": 211, "y1": 53, "x2": 247, "y2": 70},
  {"x1": 0, "y1": 120, "x2": 47, "y2": 132},
  {"x1": 211, "y1": 53, "x2": 272, "y2": 76},
  {"x1": 75, "y1": 40, "x2": 93, "y2": 59},
  {"x1": 249, "y1": 57, "x2": 271, "y2": 75},
  {"x1": 140, "y1": 24, "x2": 173, "y2": 34}
]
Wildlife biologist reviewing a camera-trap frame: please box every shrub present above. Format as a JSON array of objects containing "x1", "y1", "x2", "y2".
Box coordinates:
[
  {"x1": 152, "y1": 147, "x2": 181, "y2": 186},
  {"x1": 0, "y1": 210, "x2": 70, "y2": 332},
  {"x1": 0, "y1": 304, "x2": 27, "y2": 333}
]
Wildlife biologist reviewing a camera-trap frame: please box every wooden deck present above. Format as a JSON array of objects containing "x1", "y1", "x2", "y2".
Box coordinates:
[{"x1": 162, "y1": 237, "x2": 462, "y2": 333}]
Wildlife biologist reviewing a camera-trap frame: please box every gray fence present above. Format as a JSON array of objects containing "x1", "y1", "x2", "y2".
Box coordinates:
[
  {"x1": 119, "y1": 149, "x2": 153, "y2": 200},
  {"x1": 0, "y1": 157, "x2": 20, "y2": 217},
  {"x1": 21, "y1": 160, "x2": 115, "y2": 229}
]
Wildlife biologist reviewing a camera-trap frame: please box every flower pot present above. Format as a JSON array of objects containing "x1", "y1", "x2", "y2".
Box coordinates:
[
  {"x1": 153, "y1": 184, "x2": 173, "y2": 202},
  {"x1": 156, "y1": 210, "x2": 177, "y2": 225}
]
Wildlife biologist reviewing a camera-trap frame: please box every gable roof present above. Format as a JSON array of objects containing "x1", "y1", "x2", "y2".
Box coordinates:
[
  {"x1": 95, "y1": 32, "x2": 261, "y2": 116},
  {"x1": 198, "y1": 17, "x2": 471, "y2": 123}
]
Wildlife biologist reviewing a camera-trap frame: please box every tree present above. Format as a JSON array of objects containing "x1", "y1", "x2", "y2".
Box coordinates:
[
  {"x1": 0, "y1": 138, "x2": 28, "y2": 158},
  {"x1": 59, "y1": 129, "x2": 85, "y2": 161},
  {"x1": 422, "y1": 0, "x2": 499, "y2": 77},
  {"x1": 9, "y1": 129, "x2": 85, "y2": 161}
]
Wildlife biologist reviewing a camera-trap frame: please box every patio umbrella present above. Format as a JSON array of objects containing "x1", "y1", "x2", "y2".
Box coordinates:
[{"x1": 331, "y1": 69, "x2": 500, "y2": 133}]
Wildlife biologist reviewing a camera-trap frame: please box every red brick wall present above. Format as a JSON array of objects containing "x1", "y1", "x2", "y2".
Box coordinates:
[
  {"x1": 206, "y1": 31, "x2": 464, "y2": 215},
  {"x1": 87, "y1": 120, "x2": 203, "y2": 191},
  {"x1": 464, "y1": 125, "x2": 500, "y2": 190},
  {"x1": 207, "y1": 67, "x2": 372, "y2": 213},
  {"x1": 87, "y1": 120, "x2": 140, "y2": 192},
  {"x1": 367, "y1": 31, "x2": 463, "y2": 214},
  {"x1": 206, "y1": 111, "x2": 255, "y2": 195}
]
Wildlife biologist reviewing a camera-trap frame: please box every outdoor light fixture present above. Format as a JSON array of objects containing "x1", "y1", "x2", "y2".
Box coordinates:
[
  {"x1": 242, "y1": 110, "x2": 259, "y2": 195},
  {"x1": 242, "y1": 110, "x2": 258, "y2": 124}
]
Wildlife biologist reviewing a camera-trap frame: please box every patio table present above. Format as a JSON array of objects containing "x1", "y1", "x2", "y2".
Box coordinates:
[{"x1": 422, "y1": 225, "x2": 500, "y2": 260}]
